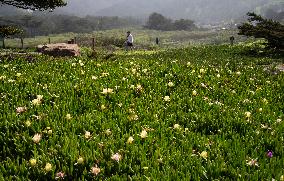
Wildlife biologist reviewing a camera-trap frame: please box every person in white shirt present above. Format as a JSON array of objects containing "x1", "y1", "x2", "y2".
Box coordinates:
[{"x1": 126, "y1": 31, "x2": 134, "y2": 50}]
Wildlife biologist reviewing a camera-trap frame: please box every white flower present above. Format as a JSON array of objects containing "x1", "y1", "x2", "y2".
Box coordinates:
[
  {"x1": 91, "y1": 165, "x2": 101, "y2": 176},
  {"x1": 276, "y1": 119, "x2": 282, "y2": 123},
  {"x1": 85, "y1": 131, "x2": 91, "y2": 139},
  {"x1": 92, "y1": 76, "x2": 98, "y2": 80},
  {"x1": 140, "y1": 130, "x2": 148, "y2": 139},
  {"x1": 192, "y1": 90, "x2": 197, "y2": 96},
  {"x1": 102, "y1": 89, "x2": 108, "y2": 95},
  {"x1": 32, "y1": 99, "x2": 42, "y2": 106},
  {"x1": 246, "y1": 158, "x2": 259, "y2": 167},
  {"x1": 16, "y1": 107, "x2": 27, "y2": 114},
  {"x1": 168, "y1": 82, "x2": 174, "y2": 87},
  {"x1": 127, "y1": 136, "x2": 134, "y2": 144},
  {"x1": 236, "y1": 71, "x2": 241, "y2": 75},
  {"x1": 16, "y1": 73, "x2": 22, "y2": 77},
  {"x1": 164, "y1": 96, "x2": 170, "y2": 102},
  {"x1": 45, "y1": 163, "x2": 52, "y2": 172},
  {"x1": 37, "y1": 95, "x2": 43, "y2": 100},
  {"x1": 216, "y1": 74, "x2": 220, "y2": 78},
  {"x1": 280, "y1": 175, "x2": 284, "y2": 181},
  {"x1": 32, "y1": 133, "x2": 42, "y2": 143},
  {"x1": 111, "y1": 153, "x2": 122, "y2": 162}
]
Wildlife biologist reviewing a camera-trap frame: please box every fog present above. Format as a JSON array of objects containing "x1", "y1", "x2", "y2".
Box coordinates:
[{"x1": 1, "y1": 0, "x2": 283, "y2": 24}]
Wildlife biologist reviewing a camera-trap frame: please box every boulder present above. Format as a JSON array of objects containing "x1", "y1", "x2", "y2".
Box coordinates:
[{"x1": 37, "y1": 43, "x2": 80, "y2": 57}]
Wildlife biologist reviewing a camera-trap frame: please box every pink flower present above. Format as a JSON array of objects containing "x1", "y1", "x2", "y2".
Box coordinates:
[
  {"x1": 55, "y1": 172, "x2": 65, "y2": 180},
  {"x1": 90, "y1": 165, "x2": 101, "y2": 176},
  {"x1": 111, "y1": 153, "x2": 122, "y2": 162}
]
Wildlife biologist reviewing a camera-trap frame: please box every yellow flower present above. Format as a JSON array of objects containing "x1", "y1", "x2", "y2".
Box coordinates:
[
  {"x1": 16, "y1": 73, "x2": 22, "y2": 77},
  {"x1": 200, "y1": 68, "x2": 205, "y2": 74},
  {"x1": 66, "y1": 114, "x2": 72, "y2": 120},
  {"x1": 29, "y1": 158, "x2": 37, "y2": 166},
  {"x1": 44, "y1": 163, "x2": 52, "y2": 172},
  {"x1": 280, "y1": 175, "x2": 284, "y2": 181},
  {"x1": 32, "y1": 133, "x2": 42, "y2": 143},
  {"x1": 85, "y1": 131, "x2": 91, "y2": 139},
  {"x1": 105, "y1": 129, "x2": 112, "y2": 136},
  {"x1": 127, "y1": 136, "x2": 134, "y2": 144},
  {"x1": 164, "y1": 96, "x2": 170, "y2": 102},
  {"x1": 47, "y1": 130, "x2": 53, "y2": 135},
  {"x1": 101, "y1": 105, "x2": 106, "y2": 110},
  {"x1": 25, "y1": 120, "x2": 31, "y2": 127},
  {"x1": 0, "y1": 76, "x2": 6, "y2": 80},
  {"x1": 173, "y1": 124, "x2": 181, "y2": 130},
  {"x1": 140, "y1": 130, "x2": 148, "y2": 139},
  {"x1": 77, "y1": 157, "x2": 84, "y2": 164},
  {"x1": 245, "y1": 112, "x2": 251, "y2": 118},
  {"x1": 200, "y1": 151, "x2": 208, "y2": 159},
  {"x1": 32, "y1": 98, "x2": 42, "y2": 106},
  {"x1": 192, "y1": 90, "x2": 197, "y2": 96}
]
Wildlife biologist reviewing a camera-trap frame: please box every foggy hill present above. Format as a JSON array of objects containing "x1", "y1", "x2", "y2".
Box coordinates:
[{"x1": 1, "y1": 0, "x2": 283, "y2": 23}]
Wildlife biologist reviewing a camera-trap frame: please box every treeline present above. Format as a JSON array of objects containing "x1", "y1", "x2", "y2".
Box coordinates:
[
  {"x1": 0, "y1": 14, "x2": 142, "y2": 37},
  {"x1": 145, "y1": 13, "x2": 197, "y2": 31}
]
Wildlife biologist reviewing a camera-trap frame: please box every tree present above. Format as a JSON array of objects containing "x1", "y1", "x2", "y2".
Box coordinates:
[
  {"x1": 0, "y1": 0, "x2": 66, "y2": 10},
  {"x1": 0, "y1": 25, "x2": 23, "y2": 48},
  {"x1": 238, "y1": 12, "x2": 284, "y2": 50},
  {"x1": 173, "y1": 19, "x2": 196, "y2": 31},
  {"x1": 145, "y1": 13, "x2": 173, "y2": 31}
]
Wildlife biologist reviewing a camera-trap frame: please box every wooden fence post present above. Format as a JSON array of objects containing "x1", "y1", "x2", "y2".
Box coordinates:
[
  {"x1": 21, "y1": 38, "x2": 24, "y2": 49},
  {"x1": 3, "y1": 38, "x2": 5, "y2": 49},
  {"x1": 92, "y1": 38, "x2": 95, "y2": 50},
  {"x1": 74, "y1": 37, "x2": 77, "y2": 44},
  {"x1": 48, "y1": 37, "x2": 51, "y2": 44}
]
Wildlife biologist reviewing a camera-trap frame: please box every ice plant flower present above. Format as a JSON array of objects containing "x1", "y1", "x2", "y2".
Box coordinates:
[
  {"x1": 29, "y1": 158, "x2": 37, "y2": 166},
  {"x1": 111, "y1": 153, "x2": 122, "y2": 162},
  {"x1": 266, "y1": 150, "x2": 273, "y2": 158},
  {"x1": 66, "y1": 114, "x2": 72, "y2": 120},
  {"x1": 85, "y1": 131, "x2": 91, "y2": 139},
  {"x1": 77, "y1": 157, "x2": 84, "y2": 164},
  {"x1": 200, "y1": 68, "x2": 205, "y2": 74},
  {"x1": 173, "y1": 124, "x2": 181, "y2": 130},
  {"x1": 44, "y1": 163, "x2": 52, "y2": 172},
  {"x1": 25, "y1": 120, "x2": 31, "y2": 127},
  {"x1": 192, "y1": 90, "x2": 197, "y2": 96},
  {"x1": 200, "y1": 151, "x2": 208, "y2": 160},
  {"x1": 168, "y1": 82, "x2": 174, "y2": 87},
  {"x1": 245, "y1": 112, "x2": 251, "y2": 118},
  {"x1": 32, "y1": 98, "x2": 42, "y2": 106},
  {"x1": 246, "y1": 158, "x2": 259, "y2": 167},
  {"x1": 164, "y1": 96, "x2": 170, "y2": 102},
  {"x1": 55, "y1": 172, "x2": 65, "y2": 180},
  {"x1": 140, "y1": 130, "x2": 148, "y2": 139},
  {"x1": 32, "y1": 133, "x2": 42, "y2": 144},
  {"x1": 16, "y1": 107, "x2": 27, "y2": 114},
  {"x1": 127, "y1": 136, "x2": 134, "y2": 144},
  {"x1": 91, "y1": 165, "x2": 101, "y2": 176}
]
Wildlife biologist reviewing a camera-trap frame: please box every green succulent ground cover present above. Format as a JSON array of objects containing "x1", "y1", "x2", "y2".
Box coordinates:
[{"x1": 0, "y1": 45, "x2": 283, "y2": 180}]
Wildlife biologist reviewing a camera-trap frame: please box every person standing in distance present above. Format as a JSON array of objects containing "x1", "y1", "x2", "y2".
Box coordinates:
[{"x1": 126, "y1": 31, "x2": 134, "y2": 50}]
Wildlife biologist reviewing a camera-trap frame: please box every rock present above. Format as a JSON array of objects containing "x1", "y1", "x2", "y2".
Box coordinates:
[{"x1": 37, "y1": 43, "x2": 80, "y2": 57}]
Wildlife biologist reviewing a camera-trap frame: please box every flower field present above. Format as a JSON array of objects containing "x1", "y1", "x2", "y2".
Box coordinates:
[{"x1": 0, "y1": 45, "x2": 283, "y2": 180}]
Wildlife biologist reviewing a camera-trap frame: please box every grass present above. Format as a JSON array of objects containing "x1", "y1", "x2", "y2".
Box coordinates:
[{"x1": 0, "y1": 44, "x2": 283, "y2": 180}]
